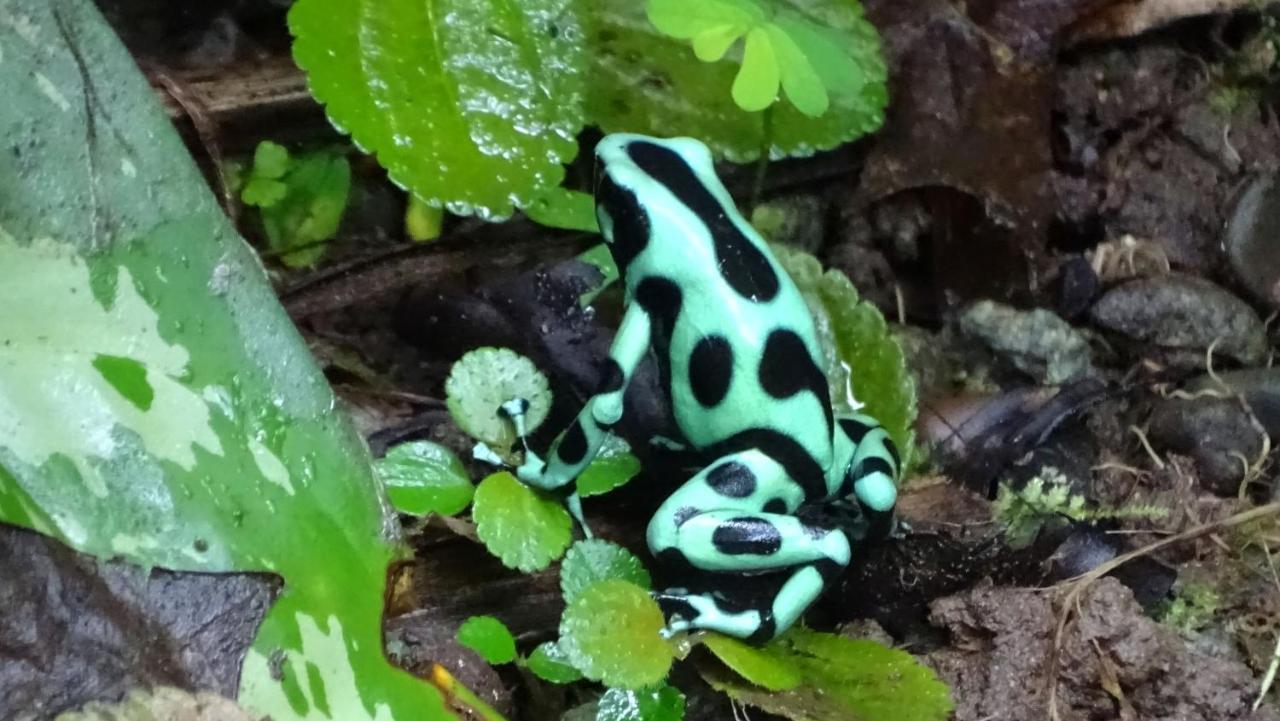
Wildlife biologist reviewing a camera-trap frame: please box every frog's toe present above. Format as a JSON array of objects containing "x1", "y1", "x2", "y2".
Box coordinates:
[
  {"x1": 472, "y1": 442, "x2": 507, "y2": 467},
  {"x1": 654, "y1": 591, "x2": 700, "y2": 622},
  {"x1": 499, "y1": 397, "x2": 531, "y2": 419},
  {"x1": 659, "y1": 618, "x2": 692, "y2": 639},
  {"x1": 653, "y1": 591, "x2": 762, "y2": 640}
]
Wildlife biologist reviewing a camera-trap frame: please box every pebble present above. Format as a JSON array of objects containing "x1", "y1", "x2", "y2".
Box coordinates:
[
  {"x1": 1148, "y1": 396, "x2": 1264, "y2": 496},
  {"x1": 1089, "y1": 274, "x2": 1268, "y2": 366},
  {"x1": 1224, "y1": 173, "x2": 1280, "y2": 309}
]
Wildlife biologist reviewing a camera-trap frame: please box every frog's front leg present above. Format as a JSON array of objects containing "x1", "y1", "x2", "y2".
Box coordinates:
[
  {"x1": 647, "y1": 450, "x2": 849, "y2": 642},
  {"x1": 511, "y1": 303, "x2": 652, "y2": 499},
  {"x1": 837, "y1": 413, "x2": 901, "y2": 543}
]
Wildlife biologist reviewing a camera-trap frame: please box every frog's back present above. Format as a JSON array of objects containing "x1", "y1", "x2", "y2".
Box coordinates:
[{"x1": 596, "y1": 136, "x2": 836, "y2": 497}]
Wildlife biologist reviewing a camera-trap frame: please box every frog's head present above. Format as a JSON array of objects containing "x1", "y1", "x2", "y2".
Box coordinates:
[{"x1": 592, "y1": 134, "x2": 720, "y2": 263}]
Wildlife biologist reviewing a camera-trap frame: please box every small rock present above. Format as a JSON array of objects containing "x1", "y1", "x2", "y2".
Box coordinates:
[
  {"x1": 1148, "y1": 397, "x2": 1265, "y2": 496},
  {"x1": 1090, "y1": 274, "x2": 1268, "y2": 366},
  {"x1": 1226, "y1": 174, "x2": 1280, "y2": 309},
  {"x1": 1186, "y1": 368, "x2": 1280, "y2": 439},
  {"x1": 958, "y1": 300, "x2": 1094, "y2": 385}
]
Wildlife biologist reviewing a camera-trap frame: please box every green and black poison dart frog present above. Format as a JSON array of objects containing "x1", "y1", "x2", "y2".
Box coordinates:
[{"x1": 506, "y1": 133, "x2": 900, "y2": 642}]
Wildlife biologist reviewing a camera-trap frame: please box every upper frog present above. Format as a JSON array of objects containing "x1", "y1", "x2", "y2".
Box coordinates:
[{"x1": 509, "y1": 134, "x2": 899, "y2": 641}]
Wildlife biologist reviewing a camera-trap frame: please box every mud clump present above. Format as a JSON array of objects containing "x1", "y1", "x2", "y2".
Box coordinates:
[
  {"x1": 927, "y1": 578, "x2": 1276, "y2": 721},
  {"x1": 959, "y1": 299, "x2": 1094, "y2": 385}
]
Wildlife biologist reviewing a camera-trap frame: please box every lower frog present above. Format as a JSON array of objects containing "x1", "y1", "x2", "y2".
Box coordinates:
[{"x1": 506, "y1": 133, "x2": 900, "y2": 642}]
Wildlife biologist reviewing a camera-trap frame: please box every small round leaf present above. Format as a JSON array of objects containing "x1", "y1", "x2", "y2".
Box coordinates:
[
  {"x1": 473, "y1": 471, "x2": 572, "y2": 572},
  {"x1": 457, "y1": 615, "x2": 517, "y2": 665},
  {"x1": 561, "y1": 539, "x2": 652, "y2": 603},
  {"x1": 596, "y1": 685, "x2": 686, "y2": 721},
  {"x1": 526, "y1": 641, "x2": 584, "y2": 684},
  {"x1": 590, "y1": 0, "x2": 888, "y2": 161},
  {"x1": 445, "y1": 348, "x2": 551, "y2": 453},
  {"x1": 376, "y1": 441, "x2": 474, "y2": 516},
  {"x1": 560, "y1": 580, "x2": 674, "y2": 689},
  {"x1": 576, "y1": 436, "x2": 641, "y2": 497}
]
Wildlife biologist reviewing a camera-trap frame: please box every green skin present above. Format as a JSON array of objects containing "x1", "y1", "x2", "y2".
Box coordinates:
[{"x1": 510, "y1": 133, "x2": 899, "y2": 642}]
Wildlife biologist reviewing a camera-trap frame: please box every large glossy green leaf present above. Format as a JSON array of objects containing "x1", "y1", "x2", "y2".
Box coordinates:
[
  {"x1": 705, "y1": 628, "x2": 953, "y2": 721},
  {"x1": 586, "y1": 0, "x2": 887, "y2": 162},
  {"x1": 0, "y1": 3, "x2": 457, "y2": 719},
  {"x1": 289, "y1": 0, "x2": 588, "y2": 219}
]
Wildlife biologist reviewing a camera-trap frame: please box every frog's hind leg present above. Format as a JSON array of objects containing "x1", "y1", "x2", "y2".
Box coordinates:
[{"x1": 647, "y1": 450, "x2": 849, "y2": 642}]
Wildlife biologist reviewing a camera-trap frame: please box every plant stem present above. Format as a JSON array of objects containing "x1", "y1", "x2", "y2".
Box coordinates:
[
  {"x1": 749, "y1": 106, "x2": 774, "y2": 213},
  {"x1": 430, "y1": 663, "x2": 508, "y2": 721}
]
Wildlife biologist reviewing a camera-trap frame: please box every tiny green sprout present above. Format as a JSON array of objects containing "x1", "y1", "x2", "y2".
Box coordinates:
[
  {"x1": 646, "y1": 0, "x2": 876, "y2": 116},
  {"x1": 239, "y1": 140, "x2": 351, "y2": 268},
  {"x1": 241, "y1": 141, "x2": 290, "y2": 208}
]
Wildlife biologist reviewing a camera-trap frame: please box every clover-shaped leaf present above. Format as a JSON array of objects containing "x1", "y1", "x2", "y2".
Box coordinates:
[
  {"x1": 376, "y1": 441, "x2": 474, "y2": 517},
  {"x1": 457, "y1": 615, "x2": 517, "y2": 665},
  {"x1": 445, "y1": 347, "x2": 551, "y2": 455},
  {"x1": 646, "y1": 0, "x2": 878, "y2": 117},
  {"x1": 560, "y1": 580, "x2": 674, "y2": 689},
  {"x1": 588, "y1": 0, "x2": 886, "y2": 161},
  {"x1": 472, "y1": 471, "x2": 572, "y2": 572},
  {"x1": 561, "y1": 539, "x2": 652, "y2": 603}
]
